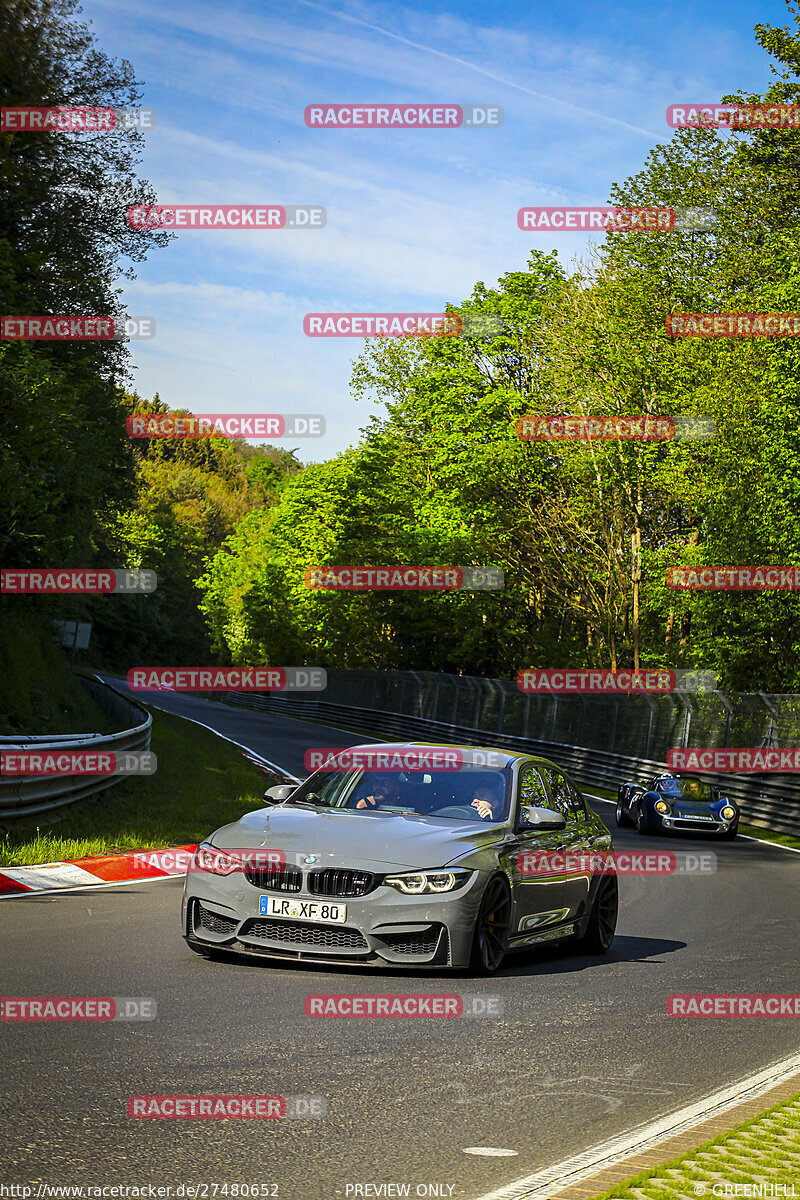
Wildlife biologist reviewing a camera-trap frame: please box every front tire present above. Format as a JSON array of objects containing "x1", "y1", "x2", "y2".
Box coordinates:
[
  {"x1": 470, "y1": 875, "x2": 511, "y2": 974},
  {"x1": 636, "y1": 803, "x2": 656, "y2": 835},
  {"x1": 616, "y1": 795, "x2": 629, "y2": 827},
  {"x1": 573, "y1": 875, "x2": 618, "y2": 954}
]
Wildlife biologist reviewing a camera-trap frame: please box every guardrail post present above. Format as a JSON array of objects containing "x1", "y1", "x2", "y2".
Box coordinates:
[
  {"x1": 451, "y1": 680, "x2": 461, "y2": 728},
  {"x1": 643, "y1": 695, "x2": 655, "y2": 759},
  {"x1": 472, "y1": 679, "x2": 482, "y2": 728},
  {"x1": 715, "y1": 690, "x2": 733, "y2": 748},
  {"x1": 607, "y1": 701, "x2": 618, "y2": 752},
  {"x1": 409, "y1": 670, "x2": 425, "y2": 719},
  {"x1": 758, "y1": 692, "x2": 779, "y2": 750},
  {"x1": 576, "y1": 697, "x2": 586, "y2": 746},
  {"x1": 548, "y1": 697, "x2": 559, "y2": 741},
  {"x1": 497, "y1": 686, "x2": 506, "y2": 733},
  {"x1": 431, "y1": 676, "x2": 440, "y2": 722}
]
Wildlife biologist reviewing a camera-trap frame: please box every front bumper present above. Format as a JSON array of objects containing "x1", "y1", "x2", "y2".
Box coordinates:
[
  {"x1": 656, "y1": 809, "x2": 737, "y2": 834},
  {"x1": 182, "y1": 868, "x2": 486, "y2": 969}
]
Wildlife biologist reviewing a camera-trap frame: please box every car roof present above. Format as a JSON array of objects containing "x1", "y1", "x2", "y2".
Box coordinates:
[{"x1": 341, "y1": 742, "x2": 558, "y2": 769}]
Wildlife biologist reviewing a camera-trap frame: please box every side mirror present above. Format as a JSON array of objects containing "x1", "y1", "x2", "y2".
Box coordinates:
[
  {"x1": 263, "y1": 784, "x2": 295, "y2": 804},
  {"x1": 518, "y1": 804, "x2": 566, "y2": 832}
]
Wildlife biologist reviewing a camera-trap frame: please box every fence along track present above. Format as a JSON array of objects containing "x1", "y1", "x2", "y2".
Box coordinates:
[{"x1": 223, "y1": 669, "x2": 800, "y2": 837}]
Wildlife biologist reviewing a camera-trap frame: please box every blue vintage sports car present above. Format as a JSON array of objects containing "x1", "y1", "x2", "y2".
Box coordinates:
[{"x1": 616, "y1": 772, "x2": 739, "y2": 839}]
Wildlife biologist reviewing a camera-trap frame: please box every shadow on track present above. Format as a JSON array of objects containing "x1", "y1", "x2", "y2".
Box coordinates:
[{"x1": 181, "y1": 932, "x2": 685, "y2": 981}]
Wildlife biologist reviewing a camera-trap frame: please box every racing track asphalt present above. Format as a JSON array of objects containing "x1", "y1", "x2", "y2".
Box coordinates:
[{"x1": 1, "y1": 685, "x2": 799, "y2": 1199}]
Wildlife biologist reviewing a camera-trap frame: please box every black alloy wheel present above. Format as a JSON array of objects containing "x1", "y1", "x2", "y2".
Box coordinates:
[{"x1": 470, "y1": 874, "x2": 512, "y2": 973}]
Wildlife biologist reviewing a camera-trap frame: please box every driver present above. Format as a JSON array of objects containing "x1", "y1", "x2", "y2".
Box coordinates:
[
  {"x1": 352, "y1": 772, "x2": 398, "y2": 809},
  {"x1": 471, "y1": 783, "x2": 503, "y2": 821}
]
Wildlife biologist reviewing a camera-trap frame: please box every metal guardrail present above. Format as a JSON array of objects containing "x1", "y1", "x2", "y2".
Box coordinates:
[
  {"x1": 0, "y1": 674, "x2": 152, "y2": 821},
  {"x1": 224, "y1": 670, "x2": 800, "y2": 837}
]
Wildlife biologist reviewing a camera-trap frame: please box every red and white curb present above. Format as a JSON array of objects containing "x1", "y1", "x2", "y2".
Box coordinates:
[{"x1": 0, "y1": 844, "x2": 197, "y2": 897}]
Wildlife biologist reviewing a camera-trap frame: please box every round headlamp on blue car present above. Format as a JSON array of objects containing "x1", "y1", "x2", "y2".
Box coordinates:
[
  {"x1": 654, "y1": 800, "x2": 670, "y2": 815},
  {"x1": 721, "y1": 805, "x2": 737, "y2": 821}
]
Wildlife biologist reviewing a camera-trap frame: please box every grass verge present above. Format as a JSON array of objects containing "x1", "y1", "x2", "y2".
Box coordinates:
[
  {"x1": 587, "y1": 1091, "x2": 800, "y2": 1199},
  {"x1": 0, "y1": 706, "x2": 275, "y2": 866}
]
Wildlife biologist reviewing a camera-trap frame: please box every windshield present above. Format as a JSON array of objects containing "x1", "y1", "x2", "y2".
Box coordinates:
[
  {"x1": 288, "y1": 767, "x2": 512, "y2": 822},
  {"x1": 656, "y1": 776, "x2": 716, "y2": 801}
]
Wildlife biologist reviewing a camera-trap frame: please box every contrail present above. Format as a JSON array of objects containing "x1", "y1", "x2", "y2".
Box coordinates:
[{"x1": 296, "y1": 0, "x2": 657, "y2": 139}]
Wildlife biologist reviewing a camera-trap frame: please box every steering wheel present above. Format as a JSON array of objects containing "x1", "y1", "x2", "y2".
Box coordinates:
[{"x1": 431, "y1": 804, "x2": 485, "y2": 819}]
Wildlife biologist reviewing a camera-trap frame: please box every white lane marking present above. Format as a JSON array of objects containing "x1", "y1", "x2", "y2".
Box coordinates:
[
  {"x1": 586, "y1": 793, "x2": 800, "y2": 855},
  {"x1": 732, "y1": 832, "x2": 800, "y2": 855},
  {"x1": 471, "y1": 1048, "x2": 800, "y2": 1199},
  {"x1": 464, "y1": 1148, "x2": 519, "y2": 1157},
  {"x1": 0, "y1": 863, "x2": 102, "y2": 889}
]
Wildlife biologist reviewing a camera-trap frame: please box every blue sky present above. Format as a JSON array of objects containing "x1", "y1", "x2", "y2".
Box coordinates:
[{"x1": 82, "y1": 0, "x2": 790, "y2": 460}]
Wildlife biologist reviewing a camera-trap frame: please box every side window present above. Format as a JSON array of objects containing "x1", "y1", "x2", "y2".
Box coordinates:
[
  {"x1": 539, "y1": 766, "x2": 580, "y2": 821},
  {"x1": 565, "y1": 774, "x2": 587, "y2": 817},
  {"x1": 517, "y1": 765, "x2": 550, "y2": 817}
]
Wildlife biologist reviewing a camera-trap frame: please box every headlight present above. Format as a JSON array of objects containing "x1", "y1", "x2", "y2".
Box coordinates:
[
  {"x1": 384, "y1": 870, "x2": 471, "y2": 894},
  {"x1": 654, "y1": 800, "x2": 670, "y2": 814},
  {"x1": 721, "y1": 806, "x2": 736, "y2": 821},
  {"x1": 193, "y1": 842, "x2": 242, "y2": 875}
]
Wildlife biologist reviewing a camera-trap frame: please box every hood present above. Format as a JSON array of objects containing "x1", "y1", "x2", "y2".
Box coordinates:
[{"x1": 209, "y1": 804, "x2": 504, "y2": 870}]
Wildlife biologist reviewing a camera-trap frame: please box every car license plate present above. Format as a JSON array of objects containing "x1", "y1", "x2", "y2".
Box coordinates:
[
  {"x1": 260, "y1": 896, "x2": 347, "y2": 923},
  {"x1": 679, "y1": 814, "x2": 714, "y2": 821}
]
